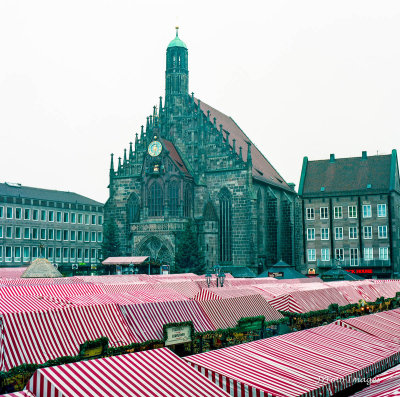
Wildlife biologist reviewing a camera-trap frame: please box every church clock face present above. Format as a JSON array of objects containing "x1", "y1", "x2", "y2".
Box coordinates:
[{"x1": 148, "y1": 141, "x2": 162, "y2": 157}]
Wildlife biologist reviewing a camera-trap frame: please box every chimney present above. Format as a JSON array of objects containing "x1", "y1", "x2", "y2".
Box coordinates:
[
  {"x1": 362, "y1": 151, "x2": 367, "y2": 160},
  {"x1": 329, "y1": 154, "x2": 335, "y2": 163}
]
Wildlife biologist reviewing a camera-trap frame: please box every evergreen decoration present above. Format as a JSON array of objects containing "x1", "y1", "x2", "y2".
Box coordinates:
[
  {"x1": 101, "y1": 217, "x2": 121, "y2": 259},
  {"x1": 174, "y1": 219, "x2": 204, "y2": 274}
]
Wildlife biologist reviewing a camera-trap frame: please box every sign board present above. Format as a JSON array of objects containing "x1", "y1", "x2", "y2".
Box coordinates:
[
  {"x1": 161, "y1": 264, "x2": 170, "y2": 275},
  {"x1": 237, "y1": 317, "x2": 264, "y2": 332},
  {"x1": 79, "y1": 338, "x2": 108, "y2": 360},
  {"x1": 346, "y1": 269, "x2": 373, "y2": 274},
  {"x1": 268, "y1": 272, "x2": 283, "y2": 278},
  {"x1": 165, "y1": 325, "x2": 192, "y2": 346}
]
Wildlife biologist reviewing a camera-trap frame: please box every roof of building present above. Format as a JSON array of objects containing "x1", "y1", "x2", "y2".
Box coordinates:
[
  {"x1": 0, "y1": 182, "x2": 103, "y2": 206},
  {"x1": 162, "y1": 139, "x2": 192, "y2": 177},
  {"x1": 167, "y1": 28, "x2": 187, "y2": 49},
  {"x1": 21, "y1": 258, "x2": 63, "y2": 278},
  {"x1": 197, "y1": 99, "x2": 293, "y2": 192},
  {"x1": 259, "y1": 260, "x2": 306, "y2": 279},
  {"x1": 321, "y1": 268, "x2": 365, "y2": 281},
  {"x1": 220, "y1": 266, "x2": 257, "y2": 278},
  {"x1": 299, "y1": 150, "x2": 399, "y2": 196}
]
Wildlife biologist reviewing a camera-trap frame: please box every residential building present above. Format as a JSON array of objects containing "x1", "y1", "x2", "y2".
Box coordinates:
[
  {"x1": 0, "y1": 182, "x2": 103, "y2": 267},
  {"x1": 299, "y1": 150, "x2": 400, "y2": 278}
]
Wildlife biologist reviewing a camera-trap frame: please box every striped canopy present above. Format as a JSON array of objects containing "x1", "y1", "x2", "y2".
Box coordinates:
[
  {"x1": 185, "y1": 323, "x2": 400, "y2": 397},
  {"x1": 25, "y1": 348, "x2": 230, "y2": 397},
  {"x1": 0, "y1": 284, "x2": 103, "y2": 298}
]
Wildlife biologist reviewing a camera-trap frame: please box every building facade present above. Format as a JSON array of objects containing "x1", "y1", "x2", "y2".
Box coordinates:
[
  {"x1": 104, "y1": 30, "x2": 302, "y2": 272},
  {"x1": 299, "y1": 150, "x2": 400, "y2": 278},
  {"x1": 0, "y1": 182, "x2": 104, "y2": 267}
]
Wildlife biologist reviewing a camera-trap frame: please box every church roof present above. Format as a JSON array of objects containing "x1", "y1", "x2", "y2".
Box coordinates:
[
  {"x1": 0, "y1": 182, "x2": 103, "y2": 206},
  {"x1": 162, "y1": 139, "x2": 192, "y2": 178},
  {"x1": 167, "y1": 29, "x2": 187, "y2": 49},
  {"x1": 197, "y1": 100, "x2": 292, "y2": 191}
]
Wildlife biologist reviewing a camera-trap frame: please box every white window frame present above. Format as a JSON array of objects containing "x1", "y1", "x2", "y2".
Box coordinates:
[
  {"x1": 0, "y1": 226, "x2": 2, "y2": 238},
  {"x1": 56, "y1": 211, "x2": 62, "y2": 222},
  {"x1": 5, "y1": 246, "x2": 12, "y2": 262},
  {"x1": 91, "y1": 231, "x2": 96, "y2": 242},
  {"x1": 0, "y1": 206, "x2": 3, "y2": 218},
  {"x1": 349, "y1": 227, "x2": 358, "y2": 239},
  {"x1": 321, "y1": 248, "x2": 330, "y2": 261},
  {"x1": 23, "y1": 246, "x2": 30, "y2": 262},
  {"x1": 335, "y1": 227, "x2": 343, "y2": 240},
  {"x1": 48, "y1": 229, "x2": 54, "y2": 240},
  {"x1": 377, "y1": 204, "x2": 387, "y2": 217},
  {"x1": 32, "y1": 228, "x2": 38, "y2": 240},
  {"x1": 40, "y1": 229, "x2": 47, "y2": 240},
  {"x1": 40, "y1": 210, "x2": 47, "y2": 221},
  {"x1": 24, "y1": 208, "x2": 31, "y2": 220},
  {"x1": 379, "y1": 247, "x2": 389, "y2": 260},
  {"x1": 6, "y1": 226, "x2": 12, "y2": 239},
  {"x1": 70, "y1": 230, "x2": 76, "y2": 241},
  {"x1": 97, "y1": 231, "x2": 103, "y2": 243},
  {"x1": 32, "y1": 209, "x2": 39, "y2": 221},
  {"x1": 321, "y1": 228, "x2": 329, "y2": 240},
  {"x1": 306, "y1": 208, "x2": 315, "y2": 220},
  {"x1": 335, "y1": 248, "x2": 344, "y2": 261},
  {"x1": 48, "y1": 210, "x2": 54, "y2": 222},
  {"x1": 334, "y1": 206, "x2": 342, "y2": 219},
  {"x1": 15, "y1": 226, "x2": 21, "y2": 239},
  {"x1": 63, "y1": 212, "x2": 69, "y2": 223},
  {"x1": 364, "y1": 247, "x2": 373, "y2": 261},
  {"x1": 362, "y1": 205, "x2": 372, "y2": 218},
  {"x1": 307, "y1": 249, "x2": 316, "y2": 262},
  {"x1": 6, "y1": 207, "x2": 13, "y2": 219},
  {"x1": 24, "y1": 227, "x2": 30, "y2": 239},
  {"x1": 14, "y1": 246, "x2": 21, "y2": 262},
  {"x1": 378, "y1": 225, "x2": 387, "y2": 239},
  {"x1": 15, "y1": 207, "x2": 22, "y2": 219},
  {"x1": 307, "y1": 228, "x2": 315, "y2": 241},
  {"x1": 363, "y1": 226, "x2": 372, "y2": 239},
  {"x1": 348, "y1": 206, "x2": 357, "y2": 218},
  {"x1": 91, "y1": 215, "x2": 96, "y2": 225},
  {"x1": 71, "y1": 213, "x2": 76, "y2": 224},
  {"x1": 56, "y1": 229, "x2": 62, "y2": 241},
  {"x1": 320, "y1": 207, "x2": 329, "y2": 219}
]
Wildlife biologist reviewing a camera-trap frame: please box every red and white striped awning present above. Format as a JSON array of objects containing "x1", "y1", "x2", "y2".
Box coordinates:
[
  {"x1": 185, "y1": 323, "x2": 400, "y2": 397},
  {"x1": 0, "y1": 392, "x2": 35, "y2": 397},
  {"x1": 102, "y1": 256, "x2": 149, "y2": 265},
  {"x1": 25, "y1": 348, "x2": 230, "y2": 397},
  {"x1": 0, "y1": 304, "x2": 137, "y2": 371}
]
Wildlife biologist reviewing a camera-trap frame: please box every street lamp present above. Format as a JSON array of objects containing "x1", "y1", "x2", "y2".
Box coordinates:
[
  {"x1": 213, "y1": 265, "x2": 224, "y2": 288},
  {"x1": 219, "y1": 271, "x2": 226, "y2": 287},
  {"x1": 205, "y1": 271, "x2": 212, "y2": 288}
]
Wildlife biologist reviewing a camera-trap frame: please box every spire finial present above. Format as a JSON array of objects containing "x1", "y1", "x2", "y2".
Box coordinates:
[{"x1": 176, "y1": 26, "x2": 179, "y2": 37}]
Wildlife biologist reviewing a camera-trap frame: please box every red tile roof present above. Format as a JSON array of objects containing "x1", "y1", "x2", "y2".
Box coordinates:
[
  {"x1": 162, "y1": 138, "x2": 192, "y2": 178},
  {"x1": 197, "y1": 99, "x2": 292, "y2": 191},
  {"x1": 302, "y1": 154, "x2": 392, "y2": 196}
]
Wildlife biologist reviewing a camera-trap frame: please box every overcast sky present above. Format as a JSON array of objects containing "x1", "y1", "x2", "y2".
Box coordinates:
[{"x1": 1, "y1": 1, "x2": 399, "y2": 203}]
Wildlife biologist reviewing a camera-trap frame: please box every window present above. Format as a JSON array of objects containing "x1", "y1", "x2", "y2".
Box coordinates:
[
  {"x1": 219, "y1": 188, "x2": 232, "y2": 262},
  {"x1": 48, "y1": 210, "x2": 54, "y2": 222},
  {"x1": 71, "y1": 213, "x2": 76, "y2": 224},
  {"x1": 55, "y1": 248, "x2": 61, "y2": 261},
  {"x1": 15, "y1": 227, "x2": 21, "y2": 239},
  {"x1": 84, "y1": 232, "x2": 89, "y2": 242},
  {"x1": 63, "y1": 230, "x2": 69, "y2": 241},
  {"x1": 377, "y1": 204, "x2": 387, "y2": 217},
  {"x1": 70, "y1": 248, "x2": 76, "y2": 260},
  {"x1": 6, "y1": 227, "x2": 12, "y2": 238},
  {"x1": 320, "y1": 207, "x2": 328, "y2": 219},
  {"x1": 321, "y1": 228, "x2": 329, "y2": 240},
  {"x1": 63, "y1": 248, "x2": 69, "y2": 262},
  {"x1": 14, "y1": 247, "x2": 21, "y2": 262},
  {"x1": 56, "y1": 230, "x2": 62, "y2": 241},
  {"x1": 91, "y1": 215, "x2": 96, "y2": 225},
  {"x1": 48, "y1": 229, "x2": 54, "y2": 240},
  {"x1": 335, "y1": 248, "x2": 344, "y2": 261},
  {"x1": 40, "y1": 210, "x2": 46, "y2": 221},
  {"x1": 15, "y1": 208, "x2": 22, "y2": 219},
  {"x1": 379, "y1": 247, "x2": 388, "y2": 260},
  {"x1": 5, "y1": 246, "x2": 12, "y2": 262},
  {"x1": 128, "y1": 195, "x2": 140, "y2": 223},
  {"x1": 77, "y1": 248, "x2": 83, "y2": 261},
  {"x1": 32, "y1": 209, "x2": 39, "y2": 221},
  {"x1": 0, "y1": 206, "x2": 3, "y2": 218},
  {"x1": 0, "y1": 246, "x2": 2, "y2": 260},
  {"x1": 23, "y1": 247, "x2": 30, "y2": 262},
  {"x1": 78, "y1": 214, "x2": 83, "y2": 224},
  {"x1": 363, "y1": 205, "x2": 371, "y2": 218},
  {"x1": 56, "y1": 211, "x2": 62, "y2": 222},
  {"x1": 97, "y1": 232, "x2": 103, "y2": 243},
  {"x1": 378, "y1": 225, "x2": 387, "y2": 239},
  {"x1": 24, "y1": 208, "x2": 31, "y2": 220},
  {"x1": 168, "y1": 181, "x2": 180, "y2": 217},
  {"x1": 63, "y1": 212, "x2": 69, "y2": 223},
  {"x1": 0, "y1": 226, "x2": 2, "y2": 238},
  {"x1": 183, "y1": 186, "x2": 192, "y2": 218},
  {"x1": 321, "y1": 248, "x2": 330, "y2": 261},
  {"x1": 91, "y1": 248, "x2": 96, "y2": 262},
  {"x1": 350, "y1": 248, "x2": 359, "y2": 266},
  {"x1": 335, "y1": 227, "x2": 343, "y2": 240},
  {"x1": 48, "y1": 247, "x2": 54, "y2": 259},
  {"x1": 32, "y1": 247, "x2": 38, "y2": 260},
  {"x1": 334, "y1": 206, "x2": 342, "y2": 219},
  {"x1": 78, "y1": 231, "x2": 83, "y2": 242},
  {"x1": 361, "y1": 227, "x2": 372, "y2": 240},
  {"x1": 149, "y1": 182, "x2": 163, "y2": 217},
  {"x1": 307, "y1": 249, "x2": 316, "y2": 261},
  {"x1": 32, "y1": 228, "x2": 38, "y2": 239},
  {"x1": 24, "y1": 228, "x2": 30, "y2": 239},
  {"x1": 6, "y1": 207, "x2": 13, "y2": 219},
  {"x1": 364, "y1": 248, "x2": 373, "y2": 260},
  {"x1": 84, "y1": 249, "x2": 89, "y2": 261},
  {"x1": 306, "y1": 228, "x2": 315, "y2": 240},
  {"x1": 85, "y1": 214, "x2": 90, "y2": 225},
  {"x1": 40, "y1": 229, "x2": 46, "y2": 240},
  {"x1": 349, "y1": 227, "x2": 358, "y2": 239},
  {"x1": 91, "y1": 231, "x2": 96, "y2": 242},
  {"x1": 98, "y1": 215, "x2": 103, "y2": 225},
  {"x1": 70, "y1": 230, "x2": 76, "y2": 241},
  {"x1": 348, "y1": 206, "x2": 357, "y2": 218},
  {"x1": 306, "y1": 208, "x2": 315, "y2": 220}
]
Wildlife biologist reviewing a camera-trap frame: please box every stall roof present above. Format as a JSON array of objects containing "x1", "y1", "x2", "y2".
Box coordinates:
[{"x1": 102, "y1": 256, "x2": 149, "y2": 265}]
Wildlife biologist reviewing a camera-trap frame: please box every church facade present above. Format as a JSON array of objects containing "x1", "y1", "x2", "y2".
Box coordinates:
[{"x1": 104, "y1": 30, "x2": 302, "y2": 272}]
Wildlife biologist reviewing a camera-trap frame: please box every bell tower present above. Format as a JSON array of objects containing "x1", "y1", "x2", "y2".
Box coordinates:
[{"x1": 165, "y1": 27, "x2": 188, "y2": 109}]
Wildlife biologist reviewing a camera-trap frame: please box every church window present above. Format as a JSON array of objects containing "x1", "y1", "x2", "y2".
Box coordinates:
[
  {"x1": 128, "y1": 194, "x2": 140, "y2": 223},
  {"x1": 219, "y1": 188, "x2": 232, "y2": 263},
  {"x1": 257, "y1": 190, "x2": 264, "y2": 253},
  {"x1": 183, "y1": 185, "x2": 192, "y2": 218},
  {"x1": 148, "y1": 182, "x2": 163, "y2": 217},
  {"x1": 168, "y1": 181, "x2": 180, "y2": 217}
]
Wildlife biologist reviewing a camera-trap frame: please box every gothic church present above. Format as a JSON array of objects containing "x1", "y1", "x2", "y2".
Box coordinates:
[{"x1": 105, "y1": 29, "x2": 302, "y2": 272}]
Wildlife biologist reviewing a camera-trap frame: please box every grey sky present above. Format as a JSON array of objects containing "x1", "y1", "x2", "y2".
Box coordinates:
[{"x1": 1, "y1": 0, "x2": 399, "y2": 203}]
